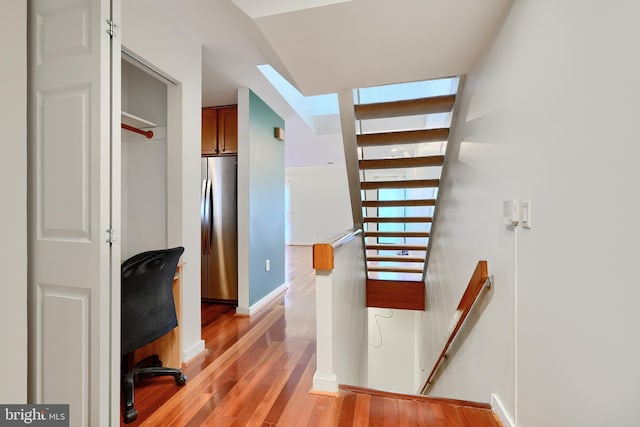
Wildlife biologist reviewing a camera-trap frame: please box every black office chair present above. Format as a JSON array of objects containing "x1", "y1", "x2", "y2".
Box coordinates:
[{"x1": 121, "y1": 246, "x2": 187, "y2": 423}]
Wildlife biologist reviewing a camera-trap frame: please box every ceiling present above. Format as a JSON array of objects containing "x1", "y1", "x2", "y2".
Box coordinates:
[{"x1": 154, "y1": 0, "x2": 512, "y2": 119}]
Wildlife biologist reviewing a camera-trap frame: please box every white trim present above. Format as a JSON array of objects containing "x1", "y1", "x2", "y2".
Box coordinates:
[
  {"x1": 121, "y1": 46, "x2": 179, "y2": 86},
  {"x1": 311, "y1": 373, "x2": 338, "y2": 393},
  {"x1": 182, "y1": 340, "x2": 205, "y2": 363},
  {"x1": 235, "y1": 283, "x2": 288, "y2": 316},
  {"x1": 491, "y1": 393, "x2": 515, "y2": 427}
]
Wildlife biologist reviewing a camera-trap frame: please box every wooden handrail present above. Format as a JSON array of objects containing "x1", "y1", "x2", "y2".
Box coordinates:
[
  {"x1": 420, "y1": 260, "x2": 490, "y2": 394},
  {"x1": 312, "y1": 228, "x2": 362, "y2": 270}
]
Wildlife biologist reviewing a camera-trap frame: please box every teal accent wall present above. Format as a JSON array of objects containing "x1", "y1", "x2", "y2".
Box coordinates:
[{"x1": 248, "y1": 90, "x2": 285, "y2": 306}]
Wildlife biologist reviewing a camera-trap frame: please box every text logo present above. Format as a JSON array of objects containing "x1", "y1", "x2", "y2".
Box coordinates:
[{"x1": 0, "y1": 405, "x2": 68, "y2": 427}]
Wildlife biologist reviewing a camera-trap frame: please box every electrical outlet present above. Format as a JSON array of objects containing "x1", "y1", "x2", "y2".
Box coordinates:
[{"x1": 265, "y1": 259, "x2": 270, "y2": 272}]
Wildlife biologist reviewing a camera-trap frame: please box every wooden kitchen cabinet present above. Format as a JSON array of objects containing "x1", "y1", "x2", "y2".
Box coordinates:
[{"x1": 202, "y1": 105, "x2": 237, "y2": 155}]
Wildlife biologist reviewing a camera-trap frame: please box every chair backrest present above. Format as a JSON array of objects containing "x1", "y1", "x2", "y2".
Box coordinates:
[{"x1": 121, "y1": 246, "x2": 185, "y2": 355}]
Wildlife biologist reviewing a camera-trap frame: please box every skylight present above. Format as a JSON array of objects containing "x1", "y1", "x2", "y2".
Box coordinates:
[
  {"x1": 258, "y1": 64, "x2": 339, "y2": 127},
  {"x1": 232, "y1": 0, "x2": 352, "y2": 19},
  {"x1": 259, "y1": 64, "x2": 459, "y2": 135},
  {"x1": 310, "y1": 93, "x2": 339, "y2": 115},
  {"x1": 356, "y1": 77, "x2": 459, "y2": 104}
]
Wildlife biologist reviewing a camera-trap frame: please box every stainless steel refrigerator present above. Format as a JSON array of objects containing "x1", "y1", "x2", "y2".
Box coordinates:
[{"x1": 201, "y1": 156, "x2": 238, "y2": 303}]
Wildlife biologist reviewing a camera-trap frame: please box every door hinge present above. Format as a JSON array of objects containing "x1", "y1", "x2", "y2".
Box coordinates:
[
  {"x1": 106, "y1": 19, "x2": 117, "y2": 38},
  {"x1": 106, "y1": 228, "x2": 116, "y2": 245}
]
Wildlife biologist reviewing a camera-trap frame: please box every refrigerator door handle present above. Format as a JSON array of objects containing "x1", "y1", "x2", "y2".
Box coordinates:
[
  {"x1": 201, "y1": 178, "x2": 212, "y2": 255},
  {"x1": 206, "y1": 178, "x2": 213, "y2": 255}
]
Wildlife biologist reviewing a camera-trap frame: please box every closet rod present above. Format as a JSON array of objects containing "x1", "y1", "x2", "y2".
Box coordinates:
[{"x1": 122, "y1": 123, "x2": 154, "y2": 139}]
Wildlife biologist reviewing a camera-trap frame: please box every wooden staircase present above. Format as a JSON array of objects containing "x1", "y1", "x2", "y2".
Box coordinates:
[{"x1": 340, "y1": 78, "x2": 461, "y2": 311}]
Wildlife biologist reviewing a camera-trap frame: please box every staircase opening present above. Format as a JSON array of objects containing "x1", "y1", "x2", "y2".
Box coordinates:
[{"x1": 340, "y1": 76, "x2": 461, "y2": 311}]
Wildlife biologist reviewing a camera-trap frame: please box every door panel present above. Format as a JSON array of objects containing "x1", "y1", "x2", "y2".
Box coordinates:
[
  {"x1": 217, "y1": 106, "x2": 238, "y2": 154},
  {"x1": 29, "y1": 0, "x2": 118, "y2": 425},
  {"x1": 39, "y1": 86, "x2": 91, "y2": 240}
]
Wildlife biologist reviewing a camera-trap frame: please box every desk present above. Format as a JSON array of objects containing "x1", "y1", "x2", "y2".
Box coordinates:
[{"x1": 132, "y1": 262, "x2": 184, "y2": 368}]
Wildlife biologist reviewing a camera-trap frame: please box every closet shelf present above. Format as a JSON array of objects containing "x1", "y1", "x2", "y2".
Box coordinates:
[{"x1": 121, "y1": 111, "x2": 157, "y2": 129}]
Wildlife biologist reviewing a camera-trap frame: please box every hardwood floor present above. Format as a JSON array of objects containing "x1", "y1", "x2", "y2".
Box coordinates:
[{"x1": 122, "y1": 246, "x2": 501, "y2": 426}]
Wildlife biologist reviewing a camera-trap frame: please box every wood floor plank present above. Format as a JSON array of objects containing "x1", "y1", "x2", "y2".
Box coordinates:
[
  {"x1": 395, "y1": 398, "x2": 417, "y2": 427},
  {"x1": 272, "y1": 351, "x2": 319, "y2": 426},
  {"x1": 336, "y1": 392, "x2": 357, "y2": 426},
  {"x1": 262, "y1": 343, "x2": 313, "y2": 424},
  {"x1": 368, "y1": 395, "x2": 386, "y2": 427},
  {"x1": 180, "y1": 383, "x2": 235, "y2": 427},
  {"x1": 352, "y1": 393, "x2": 371, "y2": 427},
  {"x1": 308, "y1": 395, "x2": 340, "y2": 427},
  {"x1": 325, "y1": 394, "x2": 345, "y2": 427},
  {"x1": 165, "y1": 392, "x2": 212, "y2": 427}
]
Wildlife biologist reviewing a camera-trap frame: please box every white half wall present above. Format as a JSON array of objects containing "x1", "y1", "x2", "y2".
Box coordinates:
[
  {"x1": 421, "y1": 1, "x2": 640, "y2": 426},
  {"x1": 0, "y1": 0, "x2": 27, "y2": 403},
  {"x1": 313, "y1": 235, "x2": 368, "y2": 392},
  {"x1": 122, "y1": 1, "x2": 204, "y2": 361}
]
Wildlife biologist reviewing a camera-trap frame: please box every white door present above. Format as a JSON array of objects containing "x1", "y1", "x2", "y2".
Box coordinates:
[{"x1": 29, "y1": 0, "x2": 120, "y2": 425}]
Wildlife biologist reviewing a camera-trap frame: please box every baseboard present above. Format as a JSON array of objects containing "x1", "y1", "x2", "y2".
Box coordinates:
[
  {"x1": 235, "y1": 282, "x2": 287, "y2": 317},
  {"x1": 312, "y1": 372, "x2": 338, "y2": 393},
  {"x1": 182, "y1": 339, "x2": 205, "y2": 363},
  {"x1": 491, "y1": 393, "x2": 515, "y2": 427}
]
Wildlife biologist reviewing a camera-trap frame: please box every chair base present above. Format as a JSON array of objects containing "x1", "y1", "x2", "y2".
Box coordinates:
[{"x1": 122, "y1": 354, "x2": 187, "y2": 423}]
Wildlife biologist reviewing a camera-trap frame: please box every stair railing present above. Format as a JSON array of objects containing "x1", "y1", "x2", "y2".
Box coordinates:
[{"x1": 420, "y1": 260, "x2": 492, "y2": 394}]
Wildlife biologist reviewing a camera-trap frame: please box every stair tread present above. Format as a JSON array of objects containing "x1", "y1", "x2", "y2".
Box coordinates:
[
  {"x1": 367, "y1": 256, "x2": 425, "y2": 263},
  {"x1": 364, "y1": 216, "x2": 432, "y2": 223},
  {"x1": 362, "y1": 199, "x2": 436, "y2": 207},
  {"x1": 366, "y1": 244, "x2": 427, "y2": 251},
  {"x1": 357, "y1": 128, "x2": 449, "y2": 146},
  {"x1": 359, "y1": 155, "x2": 444, "y2": 170},
  {"x1": 367, "y1": 278, "x2": 425, "y2": 285},
  {"x1": 368, "y1": 266, "x2": 424, "y2": 273},
  {"x1": 355, "y1": 95, "x2": 455, "y2": 120},
  {"x1": 361, "y1": 179, "x2": 439, "y2": 189},
  {"x1": 365, "y1": 231, "x2": 429, "y2": 238}
]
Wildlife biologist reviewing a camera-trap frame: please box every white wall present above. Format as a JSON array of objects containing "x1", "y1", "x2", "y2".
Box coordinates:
[
  {"x1": 0, "y1": 0, "x2": 27, "y2": 403},
  {"x1": 122, "y1": 1, "x2": 204, "y2": 361},
  {"x1": 121, "y1": 61, "x2": 168, "y2": 260},
  {"x1": 285, "y1": 165, "x2": 353, "y2": 245},
  {"x1": 121, "y1": 61, "x2": 167, "y2": 126},
  {"x1": 367, "y1": 308, "x2": 417, "y2": 393},
  {"x1": 421, "y1": 1, "x2": 640, "y2": 426},
  {"x1": 285, "y1": 113, "x2": 345, "y2": 167},
  {"x1": 121, "y1": 132, "x2": 168, "y2": 259},
  {"x1": 284, "y1": 112, "x2": 352, "y2": 244}
]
